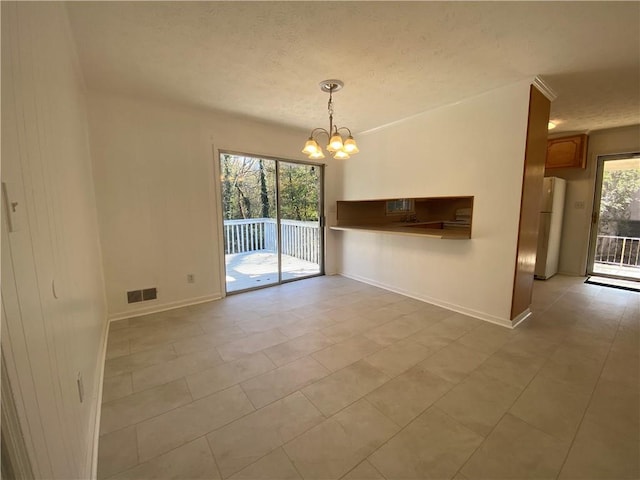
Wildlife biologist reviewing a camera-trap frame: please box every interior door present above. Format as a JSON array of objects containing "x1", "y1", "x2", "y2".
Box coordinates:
[{"x1": 587, "y1": 153, "x2": 640, "y2": 280}]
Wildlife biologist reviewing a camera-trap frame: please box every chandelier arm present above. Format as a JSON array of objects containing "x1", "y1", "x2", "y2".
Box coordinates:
[
  {"x1": 310, "y1": 128, "x2": 330, "y2": 140},
  {"x1": 336, "y1": 127, "x2": 353, "y2": 136}
]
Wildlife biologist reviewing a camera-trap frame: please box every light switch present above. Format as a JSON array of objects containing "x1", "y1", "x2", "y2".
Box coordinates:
[{"x1": 2, "y1": 182, "x2": 21, "y2": 232}]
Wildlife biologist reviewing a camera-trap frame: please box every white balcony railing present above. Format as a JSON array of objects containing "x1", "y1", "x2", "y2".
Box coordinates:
[
  {"x1": 594, "y1": 235, "x2": 640, "y2": 267},
  {"x1": 223, "y1": 218, "x2": 321, "y2": 264}
]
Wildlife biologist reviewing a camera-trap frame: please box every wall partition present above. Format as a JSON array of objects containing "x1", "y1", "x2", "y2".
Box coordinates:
[{"x1": 219, "y1": 152, "x2": 324, "y2": 293}]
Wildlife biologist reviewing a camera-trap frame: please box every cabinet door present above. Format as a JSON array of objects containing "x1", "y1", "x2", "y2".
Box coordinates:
[{"x1": 546, "y1": 134, "x2": 588, "y2": 169}]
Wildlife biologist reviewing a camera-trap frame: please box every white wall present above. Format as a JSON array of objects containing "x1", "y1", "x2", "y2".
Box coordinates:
[
  {"x1": 86, "y1": 91, "x2": 341, "y2": 320},
  {"x1": 1, "y1": 3, "x2": 107, "y2": 478},
  {"x1": 550, "y1": 125, "x2": 640, "y2": 275},
  {"x1": 336, "y1": 81, "x2": 532, "y2": 325}
]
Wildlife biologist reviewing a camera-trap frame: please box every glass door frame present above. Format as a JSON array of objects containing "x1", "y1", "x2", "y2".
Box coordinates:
[
  {"x1": 587, "y1": 151, "x2": 640, "y2": 279},
  {"x1": 217, "y1": 150, "x2": 325, "y2": 295}
]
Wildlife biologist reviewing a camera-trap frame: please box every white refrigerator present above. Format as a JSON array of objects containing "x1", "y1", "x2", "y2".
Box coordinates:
[{"x1": 535, "y1": 177, "x2": 566, "y2": 280}]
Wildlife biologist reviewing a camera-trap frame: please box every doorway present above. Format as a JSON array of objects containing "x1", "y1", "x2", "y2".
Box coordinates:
[
  {"x1": 219, "y1": 152, "x2": 324, "y2": 293},
  {"x1": 588, "y1": 153, "x2": 640, "y2": 281}
]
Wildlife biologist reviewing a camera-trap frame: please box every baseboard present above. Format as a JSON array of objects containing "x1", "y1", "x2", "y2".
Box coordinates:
[
  {"x1": 339, "y1": 272, "x2": 514, "y2": 329},
  {"x1": 557, "y1": 271, "x2": 585, "y2": 277},
  {"x1": 90, "y1": 317, "x2": 109, "y2": 479},
  {"x1": 510, "y1": 308, "x2": 532, "y2": 328},
  {"x1": 107, "y1": 293, "x2": 222, "y2": 322}
]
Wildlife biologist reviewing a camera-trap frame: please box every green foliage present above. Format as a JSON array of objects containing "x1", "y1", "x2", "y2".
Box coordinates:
[
  {"x1": 222, "y1": 155, "x2": 233, "y2": 220},
  {"x1": 598, "y1": 168, "x2": 640, "y2": 236},
  {"x1": 259, "y1": 159, "x2": 270, "y2": 218},
  {"x1": 279, "y1": 164, "x2": 319, "y2": 221},
  {"x1": 220, "y1": 154, "x2": 319, "y2": 221}
]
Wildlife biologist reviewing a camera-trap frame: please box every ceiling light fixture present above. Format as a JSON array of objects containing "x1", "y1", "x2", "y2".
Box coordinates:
[{"x1": 302, "y1": 79, "x2": 359, "y2": 160}]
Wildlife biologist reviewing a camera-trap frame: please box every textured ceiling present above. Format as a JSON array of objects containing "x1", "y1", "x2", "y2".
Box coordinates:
[{"x1": 66, "y1": 1, "x2": 640, "y2": 135}]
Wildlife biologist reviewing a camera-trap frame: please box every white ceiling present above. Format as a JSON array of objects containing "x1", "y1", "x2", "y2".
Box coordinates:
[{"x1": 66, "y1": 1, "x2": 640, "y2": 135}]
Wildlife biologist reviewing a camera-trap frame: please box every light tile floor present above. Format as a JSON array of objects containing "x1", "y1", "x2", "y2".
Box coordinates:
[{"x1": 98, "y1": 275, "x2": 640, "y2": 480}]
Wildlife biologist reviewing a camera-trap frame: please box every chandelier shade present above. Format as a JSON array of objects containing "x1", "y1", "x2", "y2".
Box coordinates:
[
  {"x1": 302, "y1": 138, "x2": 320, "y2": 155},
  {"x1": 301, "y1": 79, "x2": 359, "y2": 160},
  {"x1": 343, "y1": 136, "x2": 359, "y2": 154},
  {"x1": 333, "y1": 150, "x2": 350, "y2": 160},
  {"x1": 329, "y1": 133, "x2": 344, "y2": 152}
]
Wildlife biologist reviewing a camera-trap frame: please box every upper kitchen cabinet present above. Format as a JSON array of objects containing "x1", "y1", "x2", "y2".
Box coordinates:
[{"x1": 546, "y1": 134, "x2": 588, "y2": 169}]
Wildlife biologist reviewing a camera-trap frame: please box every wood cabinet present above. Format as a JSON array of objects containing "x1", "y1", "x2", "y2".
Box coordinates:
[
  {"x1": 331, "y1": 196, "x2": 473, "y2": 239},
  {"x1": 546, "y1": 134, "x2": 588, "y2": 169}
]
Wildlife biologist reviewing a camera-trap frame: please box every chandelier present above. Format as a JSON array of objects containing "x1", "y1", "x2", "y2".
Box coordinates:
[{"x1": 301, "y1": 79, "x2": 359, "y2": 160}]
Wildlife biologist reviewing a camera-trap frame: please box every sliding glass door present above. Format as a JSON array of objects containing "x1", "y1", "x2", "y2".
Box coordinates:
[
  {"x1": 219, "y1": 152, "x2": 323, "y2": 293},
  {"x1": 279, "y1": 161, "x2": 322, "y2": 281},
  {"x1": 588, "y1": 153, "x2": 640, "y2": 281},
  {"x1": 220, "y1": 154, "x2": 278, "y2": 292}
]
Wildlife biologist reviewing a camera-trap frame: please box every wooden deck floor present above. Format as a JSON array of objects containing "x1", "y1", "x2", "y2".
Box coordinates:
[
  {"x1": 592, "y1": 262, "x2": 640, "y2": 280},
  {"x1": 225, "y1": 251, "x2": 321, "y2": 292}
]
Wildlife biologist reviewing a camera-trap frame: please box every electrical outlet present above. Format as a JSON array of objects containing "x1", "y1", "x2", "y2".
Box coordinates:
[
  {"x1": 574, "y1": 201, "x2": 586, "y2": 209},
  {"x1": 187, "y1": 274, "x2": 195, "y2": 283}
]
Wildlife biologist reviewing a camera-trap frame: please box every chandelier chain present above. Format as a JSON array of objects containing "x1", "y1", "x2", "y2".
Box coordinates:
[{"x1": 328, "y1": 90, "x2": 334, "y2": 118}]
